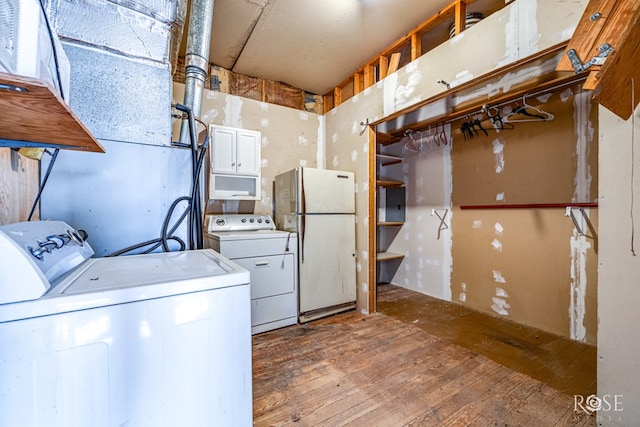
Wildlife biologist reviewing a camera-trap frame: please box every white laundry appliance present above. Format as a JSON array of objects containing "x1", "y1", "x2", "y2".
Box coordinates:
[
  {"x1": 204, "y1": 214, "x2": 298, "y2": 334},
  {"x1": 0, "y1": 220, "x2": 252, "y2": 427},
  {"x1": 275, "y1": 167, "x2": 357, "y2": 322}
]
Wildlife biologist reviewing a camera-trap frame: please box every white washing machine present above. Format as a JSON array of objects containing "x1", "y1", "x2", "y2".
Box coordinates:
[
  {"x1": 205, "y1": 214, "x2": 298, "y2": 334},
  {"x1": 0, "y1": 220, "x2": 252, "y2": 427}
]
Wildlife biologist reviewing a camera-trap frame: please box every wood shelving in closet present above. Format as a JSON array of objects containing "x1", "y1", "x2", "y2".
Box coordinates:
[{"x1": 374, "y1": 132, "x2": 406, "y2": 276}]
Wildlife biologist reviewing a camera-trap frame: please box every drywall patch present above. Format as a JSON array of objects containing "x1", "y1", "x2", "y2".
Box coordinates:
[
  {"x1": 495, "y1": 222, "x2": 504, "y2": 235},
  {"x1": 383, "y1": 72, "x2": 398, "y2": 116},
  {"x1": 492, "y1": 138, "x2": 505, "y2": 173},
  {"x1": 317, "y1": 115, "x2": 325, "y2": 169},
  {"x1": 394, "y1": 70, "x2": 423, "y2": 111},
  {"x1": 473, "y1": 220, "x2": 482, "y2": 229},
  {"x1": 573, "y1": 89, "x2": 594, "y2": 202},
  {"x1": 362, "y1": 250, "x2": 368, "y2": 261},
  {"x1": 299, "y1": 159, "x2": 308, "y2": 167},
  {"x1": 560, "y1": 88, "x2": 574, "y2": 103},
  {"x1": 299, "y1": 135, "x2": 309, "y2": 146},
  {"x1": 351, "y1": 150, "x2": 358, "y2": 162},
  {"x1": 201, "y1": 108, "x2": 219, "y2": 123},
  {"x1": 459, "y1": 282, "x2": 467, "y2": 302},
  {"x1": 496, "y1": 192, "x2": 505, "y2": 201},
  {"x1": 356, "y1": 262, "x2": 362, "y2": 273},
  {"x1": 536, "y1": 93, "x2": 553, "y2": 103},
  {"x1": 332, "y1": 155, "x2": 339, "y2": 167},
  {"x1": 492, "y1": 286, "x2": 512, "y2": 314},
  {"x1": 260, "y1": 118, "x2": 269, "y2": 128},
  {"x1": 223, "y1": 95, "x2": 243, "y2": 128},
  {"x1": 519, "y1": 0, "x2": 540, "y2": 57},
  {"x1": 451, "y1": 70, "x2": 474, "y2": 88},
  {"x1": 492, "y1": 238, "x2": 503, "y2": 252},
  {"x1": 493, "y1": 270, "x2": 507, "y2": 283},
  {"x1": 569, "y1": 230, "x2": 591, "y2": 341},
  {"x1": 491, "y1": 296, "x2": 511, "y2": 316},
  {"x1": 261, "y1": 158, "x2": 268, "y2": 168},
  {"x1": 298, "y1": 112, "x2": 309, "y2": 120}
]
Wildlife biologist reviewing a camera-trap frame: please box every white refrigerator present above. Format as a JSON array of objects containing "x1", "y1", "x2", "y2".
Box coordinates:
[{"x1": 275, "y1": 167, "x2": 357, "y2": 322}]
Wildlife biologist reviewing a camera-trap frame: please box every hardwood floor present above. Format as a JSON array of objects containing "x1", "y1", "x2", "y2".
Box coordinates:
[{"x1": 252, "y1": 285, "x2": 597, "y2": 426}]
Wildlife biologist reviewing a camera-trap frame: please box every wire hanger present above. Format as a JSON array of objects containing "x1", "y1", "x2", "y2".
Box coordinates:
[{"x1": 504, "y1": 94, "x2": 554, "y2": 123}]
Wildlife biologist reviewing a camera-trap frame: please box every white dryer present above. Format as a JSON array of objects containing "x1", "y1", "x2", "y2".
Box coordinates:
[
  {"x1": 0, "y1": 220, "x2": 252, "y2": 427},
  {"x1": 205, "y1": 214, "x2": 298, "y2": 334}
]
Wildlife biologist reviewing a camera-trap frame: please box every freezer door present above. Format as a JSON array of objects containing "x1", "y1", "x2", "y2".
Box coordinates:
[
  {"x1": 301, "y1": 168, "x2": 355, "y2": 214},
  {"x1": 298, "y1": 214, "x2": 356, "y2": 314}
]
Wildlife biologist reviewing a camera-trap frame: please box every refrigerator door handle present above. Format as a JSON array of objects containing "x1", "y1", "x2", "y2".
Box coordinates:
[
  {"x1": 300, "y1": 214, "x2": 305, "y2": 263},
  {"x1": 300, "y1": 168, "x2": 306, "y2": 263}
]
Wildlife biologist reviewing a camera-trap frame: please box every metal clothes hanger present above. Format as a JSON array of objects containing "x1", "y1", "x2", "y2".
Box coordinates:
[{"x1": 504, "y1": 94, "x2": 555, "y2": 123}]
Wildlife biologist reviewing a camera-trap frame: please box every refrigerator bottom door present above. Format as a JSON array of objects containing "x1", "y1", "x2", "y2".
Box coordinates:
[{"x1": 299, "y1": 214, "x2": 356, "y2": 315}]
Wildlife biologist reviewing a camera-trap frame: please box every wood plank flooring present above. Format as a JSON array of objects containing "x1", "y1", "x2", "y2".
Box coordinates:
[{"x1": 253, "y1": 286, "x2": 597, "y2": 426}]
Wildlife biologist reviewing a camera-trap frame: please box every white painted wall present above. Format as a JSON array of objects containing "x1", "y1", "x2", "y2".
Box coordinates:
[{"x1": 598, "y1": 104, "x2": 640, "y2": 425}]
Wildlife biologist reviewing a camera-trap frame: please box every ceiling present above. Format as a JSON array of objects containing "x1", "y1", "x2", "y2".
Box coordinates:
[{"x1": 179, "y1": 0, "x2": 458, "y2": 95}]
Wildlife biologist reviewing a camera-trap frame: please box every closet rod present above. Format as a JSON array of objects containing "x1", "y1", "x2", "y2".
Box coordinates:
[
  {"x1": 460, "y1": 202, "x2": 598, "y2": 210},
  {"x1": 441, "y1": 74, "x2": 589, "y2": 127}
]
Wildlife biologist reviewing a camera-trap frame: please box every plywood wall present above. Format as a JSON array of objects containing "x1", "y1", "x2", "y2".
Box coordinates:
[
  {"x1": 0, "y1": 148, "x2": 39, "y2": 224},
  {"x1": 450, "y1": 86, "x2": 598, "y2": 344}
]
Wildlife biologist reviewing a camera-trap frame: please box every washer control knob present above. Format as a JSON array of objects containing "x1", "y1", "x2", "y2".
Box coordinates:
[
  {"x1": 215, "y1": 218, "x2": 226, "y2": 226},
  {"x1": 241, "y1": 218, "x2": 247, "y2": 223},
  {"x1": 257, "y1": 218, "x2": 262, "y2": 223}
]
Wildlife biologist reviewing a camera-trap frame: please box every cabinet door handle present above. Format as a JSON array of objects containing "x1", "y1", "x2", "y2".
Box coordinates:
[{"x1": 254, "y1": 261, "x2": 270, "y2": 267}]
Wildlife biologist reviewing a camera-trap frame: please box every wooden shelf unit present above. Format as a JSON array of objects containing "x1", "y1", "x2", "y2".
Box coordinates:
[{"x1": 0, "y1": 72, "x2": 104, "y2": 153}]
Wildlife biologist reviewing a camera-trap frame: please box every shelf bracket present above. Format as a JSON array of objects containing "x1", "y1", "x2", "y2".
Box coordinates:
[
  {"x1": 565, "y1": 206, "x2": 597, "y2": 239},
  {"x1": 566, "y1": 43, "x2": 613, "y2": 74},
  {"x1": 431, "y1": 208, "x2": 449, "y2": 240}
]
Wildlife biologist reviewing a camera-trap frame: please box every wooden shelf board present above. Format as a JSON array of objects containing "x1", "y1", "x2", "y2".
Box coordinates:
[
  {"x1": 377, "y1": 252, "x2": 405, "y2": 261},
  {"x1": 0, "y1": 72, "x2": 104, "y2": 153},
  {"x1": 378, "y1": 221, "x2": 405, "y2": 226},
  {"x1": 376, "y1": 154, "x2": 403, "y2": 166},
  {"x1": 377, "y1": 179, "x2": 404, "y2": 187}
]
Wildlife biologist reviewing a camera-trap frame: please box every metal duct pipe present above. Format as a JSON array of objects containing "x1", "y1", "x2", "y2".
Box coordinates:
[{"x1": 179, "y1": 0, "x2": 214, "y2": 145}]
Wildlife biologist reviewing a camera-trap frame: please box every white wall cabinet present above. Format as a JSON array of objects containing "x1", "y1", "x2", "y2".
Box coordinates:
[{"x1": 209, "y1": 125, "x2": 261, "y2": 200}]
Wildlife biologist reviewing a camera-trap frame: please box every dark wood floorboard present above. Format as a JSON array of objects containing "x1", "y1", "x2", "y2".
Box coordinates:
[
  {"x1": 376, "y1": 284, "x2": 597, "y2": 396},
  {"x1": 252, "y1": 287, "x2": 597, "y2": 426}
]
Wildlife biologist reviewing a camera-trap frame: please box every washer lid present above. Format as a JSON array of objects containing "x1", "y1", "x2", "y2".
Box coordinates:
[{"x1": 0, "y1": 249, "x2": 250, "y2": 323}]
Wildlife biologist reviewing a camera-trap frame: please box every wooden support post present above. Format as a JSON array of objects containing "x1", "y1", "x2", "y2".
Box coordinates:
[
  {"x1": 388, "y1": 53, "x2": 401, "y2": 75},
  {"x1": 354, "y1": 72, "x2": 364, "y2": 94},
  {"x1": 334, "y1": 86, "x2": 343, "y2": 107},
  {"x1": 323, "y1": 94, "x2": 334, "y2": 113},
  {"x1": 455, "y1": 0, "x2": 467, "y2": 36},
  {"x1": 411, "y1": 32, "x2": 422, "y2": 61},
  {"x1": 378, "y1": 55, "x2": 390, "y2": 80},
  {"x1": 364, "y1": 64, "x2": 375, "y2": 88}
]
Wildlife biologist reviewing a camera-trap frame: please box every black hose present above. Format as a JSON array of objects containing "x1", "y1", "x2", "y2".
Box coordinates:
[
  {"x1": 28, "y1": 1, "x2": 65, "y2": 221},
  {"x1": 107, "y1": 104, "x2": 207, "y2": 256},
  {"x1": 28, "y1": 149, "x2": 59, "y2": 221}
]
